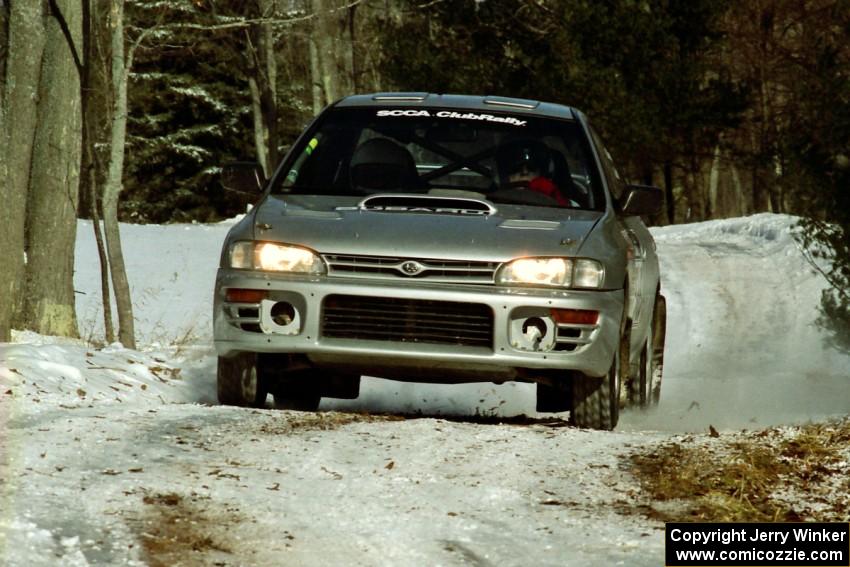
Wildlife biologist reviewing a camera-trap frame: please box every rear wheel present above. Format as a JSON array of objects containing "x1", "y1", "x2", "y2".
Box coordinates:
[
  {"x1": 649, "y1": 294, "x2": 666, "y2": 405},
  {"x1": 633, "y1": 293, "x2": 666, "y2": 407},
  {"x1": 217, "y1": 353, "x2": 267, "y2": 407}
]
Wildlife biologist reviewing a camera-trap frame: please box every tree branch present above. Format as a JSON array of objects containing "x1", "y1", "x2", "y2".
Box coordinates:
[
  {"x1": 47, "y1": 0, "x2": 84, "y2": 78},
  {"x1": 128, "y1": 0, "x2": 365, "y2": 35},
  {"x1": 799, "y1": 238, "x2": 850, "y2": 302}
]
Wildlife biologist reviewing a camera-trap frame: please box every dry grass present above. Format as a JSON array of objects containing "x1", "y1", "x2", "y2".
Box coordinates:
[
  {"x1": 629, "y1": 419, "x2": 850, "y2": 522},
  {"x1": 135, "y1": 491, "x2": 234, "y2": 567}
]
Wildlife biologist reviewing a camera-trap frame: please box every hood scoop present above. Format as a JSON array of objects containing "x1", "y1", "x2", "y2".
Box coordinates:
[
  {"x1": 336, "y1": 194, "x2": 497, "y2": 217},
  {"x1": 498, "y1": 219, "x2": 562, "y2": 230}
]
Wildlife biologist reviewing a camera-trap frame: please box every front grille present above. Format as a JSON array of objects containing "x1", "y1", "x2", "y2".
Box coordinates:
[
  {"x1": 321, "y1": 295, "x2": 493, "y2": 348},
  {"x1": 323, "y1": 254, "x2": 497, "y2": 284}
]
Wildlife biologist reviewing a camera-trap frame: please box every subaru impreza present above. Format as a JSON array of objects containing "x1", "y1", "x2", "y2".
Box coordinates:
[{"x1": 214, "y1": 93, "x2": 666, "y2": 430}]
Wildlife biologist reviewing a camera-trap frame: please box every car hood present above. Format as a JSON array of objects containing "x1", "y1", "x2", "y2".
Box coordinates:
[{"x1": 251, "y1": 195, "x2": 604, "y2": 261}]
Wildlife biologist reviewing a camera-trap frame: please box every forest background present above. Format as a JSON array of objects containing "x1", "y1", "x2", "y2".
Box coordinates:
[{"x1": 0, "y1": 0, "x2": 848, "y2": 350}]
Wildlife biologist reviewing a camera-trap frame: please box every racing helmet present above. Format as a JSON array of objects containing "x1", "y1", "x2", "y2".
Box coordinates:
[{"x1": 498, "y1": 139, "x2": 553, "y2": 181}]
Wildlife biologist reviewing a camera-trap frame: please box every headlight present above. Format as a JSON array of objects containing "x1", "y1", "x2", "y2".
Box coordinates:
[
  {"x1": 228, "y1": 241, "x2": 325, "y2": 274},
  {"x1": 497, "y1": 258, "x2": 572, "y2": 287},
  {"x1": 496, "y1": 257, "x2": 604, "y2": 288}
]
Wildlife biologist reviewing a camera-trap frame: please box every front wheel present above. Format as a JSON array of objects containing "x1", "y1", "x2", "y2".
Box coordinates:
[
  {"x1": 570, "y1": 329, "x2": 627, "y2": 430},
  {"x1": 217, "y1": 353, "x2": 267, "y2": 407}
]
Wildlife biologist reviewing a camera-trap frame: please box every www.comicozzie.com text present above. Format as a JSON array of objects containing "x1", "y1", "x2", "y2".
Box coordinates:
[{"x1": 669, "y1": 526, "x2": 847, "y2": 546}]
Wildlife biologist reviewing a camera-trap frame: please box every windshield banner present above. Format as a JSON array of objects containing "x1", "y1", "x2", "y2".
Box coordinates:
[{"x1": 376, "y1": 109, "x2": 527, "y2": 127}]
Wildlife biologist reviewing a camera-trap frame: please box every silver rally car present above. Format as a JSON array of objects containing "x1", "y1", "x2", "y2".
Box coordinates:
[{"x1": 215, "y1": 93, "x2": 666, "y2": 430}]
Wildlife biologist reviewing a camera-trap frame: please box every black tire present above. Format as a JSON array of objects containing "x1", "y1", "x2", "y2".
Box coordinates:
[
  {"x1": 649, "y1": 294, "x2": 666, "y2": 405},
  {"x1": 217, "y1": 353, "x2": 267, "y2": 407},
  {"x1": 630, "y1": 293, "x2": 666, "y2": 408},
  {"x1": 637, "y1": 336, "x2": 651, "y2": 406},
  {"x1": 570, "y1": 328, "x2": 627, "y2": 430}
]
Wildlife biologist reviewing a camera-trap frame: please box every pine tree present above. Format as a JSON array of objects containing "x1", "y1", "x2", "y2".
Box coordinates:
[{"x1": 122, "y1": 0, "x2": 256, "y2": 222}]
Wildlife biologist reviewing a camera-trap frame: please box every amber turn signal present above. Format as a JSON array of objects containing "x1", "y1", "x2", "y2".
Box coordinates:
[
  {"x1": 226, "y1": 288, "x2": 268, "y2": 303},
  {"x1": 550, "y1": 308, "x2": 599, "y2": 325}
]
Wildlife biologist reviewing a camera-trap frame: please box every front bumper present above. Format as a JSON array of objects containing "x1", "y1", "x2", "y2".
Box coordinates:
[{"x1": 213, "y1": 269, "x2": 624, "y2": 379}]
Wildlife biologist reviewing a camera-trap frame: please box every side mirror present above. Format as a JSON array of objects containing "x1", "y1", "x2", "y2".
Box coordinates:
[
  {"x1": 221, "y1": 162, "x2": 266, "y2": 194},
  {"x1": 619, "y1": 184, "x2": 663, "y2": 216}
]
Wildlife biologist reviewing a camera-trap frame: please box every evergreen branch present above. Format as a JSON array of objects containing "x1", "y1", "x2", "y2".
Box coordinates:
[
  {"x1": 129, "y1": 0, "x2": 365, "y2": 34},
  {"x1": 799, "y1": 238, "x2": 850, "y2": 302},
  {"x1": 415, "y1": 0, "x2": 448, "y2": 8}
]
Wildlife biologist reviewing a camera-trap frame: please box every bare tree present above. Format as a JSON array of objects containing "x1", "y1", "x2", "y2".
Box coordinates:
[
  {"x1": 0, "y1": 2, "x2": 44, "y2": 341},
  {"x1": 101, "y1": 0, "x2": 141, "y2": 349},
  {"x1": 309, "y1": 0, "x2": 357, "y2": 107},
  {"x1": 82, "y1": 0, "x2": 117, "y2": 344},
  {"x1": 1, "y1": 0, "x2": 82, "y2": 340},
  {"x1": 20, "y1": 0, "x2": 84, "y2": 337},
  {"x1": 246, "y1": 0, "x2": 280, "y2": 176}
]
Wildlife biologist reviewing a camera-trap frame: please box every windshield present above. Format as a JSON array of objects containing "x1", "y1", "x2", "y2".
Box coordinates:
[{"x1": 274, "y1": 107, "x2": 604, "y2": 210}]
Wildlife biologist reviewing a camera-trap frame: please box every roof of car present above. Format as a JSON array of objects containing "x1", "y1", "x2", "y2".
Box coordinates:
[{"x1": 335, "y1": 93, "x2": 579, "y2": 120}]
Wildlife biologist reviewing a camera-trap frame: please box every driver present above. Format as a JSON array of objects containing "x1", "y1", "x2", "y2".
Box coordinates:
[{"x1": 500, "y1": 140, "x2": 574, "y2": 206}]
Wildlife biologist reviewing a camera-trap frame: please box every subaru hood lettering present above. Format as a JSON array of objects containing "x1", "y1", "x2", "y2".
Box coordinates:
[{"x1": 253, "y1": 195, "x2": 601, "y2": 259}]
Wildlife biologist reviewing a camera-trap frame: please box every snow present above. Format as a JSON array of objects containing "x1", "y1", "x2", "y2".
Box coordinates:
[{"x1": 1, "y1": 213, "x2": 848, "y2": 566}]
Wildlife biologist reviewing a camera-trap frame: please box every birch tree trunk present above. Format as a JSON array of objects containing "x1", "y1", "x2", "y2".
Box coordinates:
[
  {"x1": 248, "y1": 75, "x2": 269, "y2": 175},
  {"x1": 245, "y1": 0, "x2": 278, "y2": 175},
  {"x1": 313, "y1": 0, "x2": 339, "y2": 104},
  {"x1": 708, "y1": 143, "x2": 721, "y2": 219},
  {"x1": 102, "y1": 0, "x2": 135, "y2": 349},
  {"x1": 0, "y1": 2, "x2": 46, "y2": 341},
  {"x1": 21, "y1": 0, "x2": 83, "y2": 337},
  {"x1": 308, "y1": 35, "x2": 323, "y2": 114},
  {"x1": 258, "y1": 0, "x2": 278, "y2": 167}
]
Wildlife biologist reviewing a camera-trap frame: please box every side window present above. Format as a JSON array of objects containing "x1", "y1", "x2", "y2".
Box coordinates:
[{"x1": 588, "y1": 126, "x2": 626, "y2": 202}]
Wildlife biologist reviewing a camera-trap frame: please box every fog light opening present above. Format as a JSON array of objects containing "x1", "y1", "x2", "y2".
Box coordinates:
[
  {"x1": 510, "y1": 313, "x2": 556, "y2": 352},
  {"x1": 259, "y1": 299, "x2": 301, "y2": 336},
  {"x1": 520, "y1": 317, "x2": 548, "y2": 351},
  {"x1": 271, "y1": 301, "x2": 296, "y2": 326}
]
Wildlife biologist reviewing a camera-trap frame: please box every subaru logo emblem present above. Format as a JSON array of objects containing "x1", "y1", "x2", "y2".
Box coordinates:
[{"x1": 400, "y1": 261, "x2": 424, "y2": 276}]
